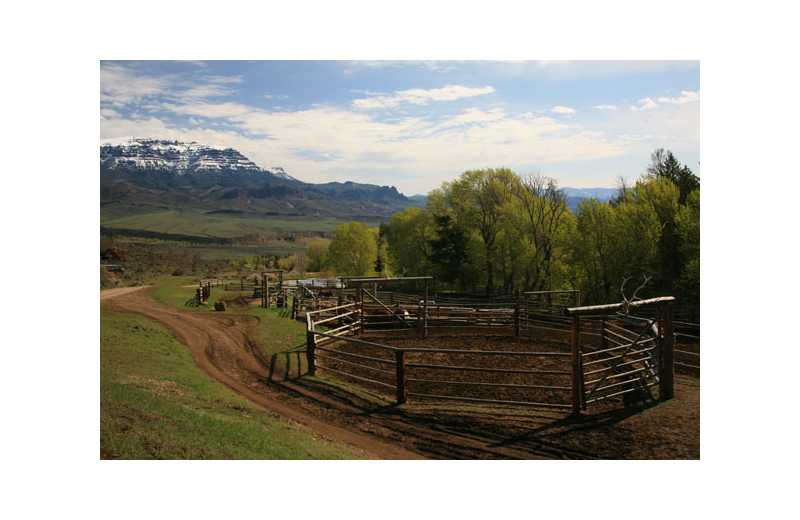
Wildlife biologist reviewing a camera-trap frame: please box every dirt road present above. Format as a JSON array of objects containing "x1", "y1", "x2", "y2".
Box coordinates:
[
  {"x1": 101, "y1": 286, "x2": 421, "y2": 459},
  {"x1": 101, "y1": 287, "x2": 700, "y2": 459},
  {"x1": 100, "y1": 286, "x2": 149, "y2": 302}
]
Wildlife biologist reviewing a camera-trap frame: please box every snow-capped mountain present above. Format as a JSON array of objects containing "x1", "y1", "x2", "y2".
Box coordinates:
[
  {"x1": 100, "y1": 138, "x2": 299, "y2": 182},
  {"x1": 100, "y1": 138, "x2": 416, "y2": 219},
  {"x1": 268, "y1": 166, "x2": 298, "y2": 182}
]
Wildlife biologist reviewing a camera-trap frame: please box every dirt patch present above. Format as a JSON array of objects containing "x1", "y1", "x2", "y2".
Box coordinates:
[
  {"x1": 100, "y1": 286, "x2": 148, "y2": 302},
  {"x1": 102, "y1": 288, "x2": 699, "y2": 459}
]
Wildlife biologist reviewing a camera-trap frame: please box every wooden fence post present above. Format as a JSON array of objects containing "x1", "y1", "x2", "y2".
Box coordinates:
[
  {"x1": 514, "y1": 301, "x2": 520, "y2": 338},
  {"x1": 306, "y1": 316, "x2": 316, "y2": 377},
  {"x1": 571, "y1": 314, "x2": 582, "y2": 415},
  {"x1": 395, "y1": 350, "x2": 407, "y2": 404},
  {"x1": 261, "y1": 273, "x2": 267, "y2": 309},
  {"x1": 601, "y1": 318, "x2": 607, "y2": 352},
  {"x1": 359, "y1": 286, "x2": 364, "y2": 334},
  {"x1": 423, "y1": 281, "x2": 428, "y2": 338},
  {"x1": 417, "y1": 300, "x2": 422, "y2": 337},
  {"x1": 659, "y1": 301, "x2": 675, "y2": 400}
]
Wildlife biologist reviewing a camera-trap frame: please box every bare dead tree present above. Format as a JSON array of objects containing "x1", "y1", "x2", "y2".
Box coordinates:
[
  {"x1": 620, "y1": 274, "x2": 652, "y2": 314},
  {"x1": 609, "y1": 175, "x2": 630, "y2": 208}
]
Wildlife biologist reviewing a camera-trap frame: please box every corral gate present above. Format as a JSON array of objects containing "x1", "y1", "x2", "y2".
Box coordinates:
[{"x1": 565, "y1": 297, "x2": 675, "y2": 413}]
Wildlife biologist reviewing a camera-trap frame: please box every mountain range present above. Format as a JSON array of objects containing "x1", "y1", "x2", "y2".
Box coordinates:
[{"x1": 101, "y1": 138, "x2": 421, "y2": 217}]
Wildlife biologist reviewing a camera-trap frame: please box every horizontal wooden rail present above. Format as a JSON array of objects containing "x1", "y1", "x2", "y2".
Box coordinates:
[
  {"x1": 315, "y1": 345, "x2": 396, "y2": 366},
  {"x1": 315, "y1": 353, "x2": 396, "y2": 376},
  {"x1": 406, "y1": 378, "x2": 571, "y2": 391},
  {"x1": 401, "y1": 347, "x2": 570, "y2": 356},
  {"x1": 306, "y1": 302, "x2": 358, "y2": 316},
  {"x1": 406, "y1": 393, "x2": 572, "y2": 409},
  {"x1": 565, "y1": 296, "x2": 675, "y2": 316},
  {"x1": 312, "y1": 331, "x2": 398, "y2": 351},
  {"x1": 312, "y1": 310, "x2": 357, "y2": 326},
  {"x1": 315, "y1": 365, "x2": 396, "y2": 389},
  {"x1": 406, "y1": 362, "x2": 570, "y2": 376},
  {"x1": 581, "y1": 345, "x2": 657, "y2": 367}
]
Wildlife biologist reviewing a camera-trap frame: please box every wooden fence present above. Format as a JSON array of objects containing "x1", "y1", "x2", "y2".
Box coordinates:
[
  {"x1": 564, "y1": 297, "x2": 677, "y2": 412},
  {"x1": 303, "y1": 290, "x2": 688, "y2": 414}
]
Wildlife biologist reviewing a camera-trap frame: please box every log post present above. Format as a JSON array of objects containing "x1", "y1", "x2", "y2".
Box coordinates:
[
  {"x1": 417, "y1": 300, "x2": 422, "y2": 337},
  {"x1": 571, "y1": 314, "x2": 582, "y2": 415},
  {"x1": 423, "y1": 280, "x2": 428, "y2": 338},
  {"x1": 358, "y1": 285, "x2": 364, "y2": 333},
  {"x1": 659, "y1": 301, "x2": 675, "y2": 400},
  {"x1": 306, "y1": 316, "x2": 316, "y2": 376},
  {"x1": 395, "y1": 350, "x2": 407, "y2": 404},
  {"x1": 601, "y1": 318, "x2": 607, "y2": 352},
  {"x1": 514, "y1": 301, "x2": 520, "y2": 338}
]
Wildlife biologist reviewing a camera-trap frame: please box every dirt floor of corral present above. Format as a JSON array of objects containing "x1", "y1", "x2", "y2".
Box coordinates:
[{"x1": 101, "y1": 287, "x2": 700, "y2": 459}]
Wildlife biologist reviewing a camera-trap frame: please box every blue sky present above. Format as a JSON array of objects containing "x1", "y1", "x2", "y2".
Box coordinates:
[{"x1": 100, "y1": 60, "x2": 700, "y2": 196}]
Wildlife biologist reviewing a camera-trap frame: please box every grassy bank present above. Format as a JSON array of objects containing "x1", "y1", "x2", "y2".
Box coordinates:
[
  {"x1": 143, "y1": 277, "x2": 473, "y2": 403},
  {"x1": 100, "y1": 309, "x2": 367, "y2": 459},
  {"x1": 150, "y1": 276, "x2": 318, "y2": 378}
]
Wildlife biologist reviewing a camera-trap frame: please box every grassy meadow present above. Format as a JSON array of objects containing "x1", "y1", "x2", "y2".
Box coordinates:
[{"x1": 101, "y1": 206, "x2": 384, "y2": 240}]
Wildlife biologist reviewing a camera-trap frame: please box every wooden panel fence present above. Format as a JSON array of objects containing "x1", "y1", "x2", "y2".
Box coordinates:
[
  {"x1": 565, "y1": 297, "x2": 677, "y2": 412},
  {"x1": 302, "y1": 289, "x2": 689, "y2": 414}
]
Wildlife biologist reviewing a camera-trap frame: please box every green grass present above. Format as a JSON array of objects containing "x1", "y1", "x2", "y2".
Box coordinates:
[
  {"x1": 245, "y1": 305, "x2": 313, "y2": 380},
  {"x1": 150, "y1": 275, "x2": 229, "y2": 311},
  {"x1": 100, "y1": 309, "x2": 367, "y2": 459},
  {"x1": 101, "y1": 208, "x2": 384, "y2": 240}
]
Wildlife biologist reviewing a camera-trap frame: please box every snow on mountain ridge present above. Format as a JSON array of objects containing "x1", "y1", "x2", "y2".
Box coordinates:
[{"x1": 101, "y1": 138, "x2": 297, "y2": 180}]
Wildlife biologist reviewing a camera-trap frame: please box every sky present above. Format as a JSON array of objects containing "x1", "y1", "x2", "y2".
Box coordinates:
[{"x1": 100, "y1": 60, "x2": 700, "y2": 196}]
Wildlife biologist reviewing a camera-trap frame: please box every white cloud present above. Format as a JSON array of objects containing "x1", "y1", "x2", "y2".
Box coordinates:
[
  {"x1": 178, "y1": 84, "x2": 237, "y2": 100},
  {"x1": 100, "y1": 108, "x2": 120, "y2": 119},
  {"x1": 630, "y1": 97, "x2": 659, "y2": 111},
  {"x1": 101, "y1": 63, "x2": 243, "y2": 109},
  {"x1": 550, "y1": 106, "x2": 576, "y2": 115},
  {"x1": 100, "y1": 63, "x2": 175, "y2": 106},
  {"x1": 163, "y1": 101, "x2": 254, "y2": 119},
  {"x1": 592, "y1": 104, "x2": 619, "y2": 110},
  {"x1": 657, "y1": 90, "x2": 700, "y2": 105},
  {"x1": 352, "y1": 85, "x2": 495, "y2": 109},
  {"x1": 628, "y1": 91, "x2": 699, "y2": 111}
]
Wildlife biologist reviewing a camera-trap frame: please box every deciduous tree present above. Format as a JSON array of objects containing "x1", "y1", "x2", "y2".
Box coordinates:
[{"x1": 326, "y1": 222, "x2": 377, "y2": 277}]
